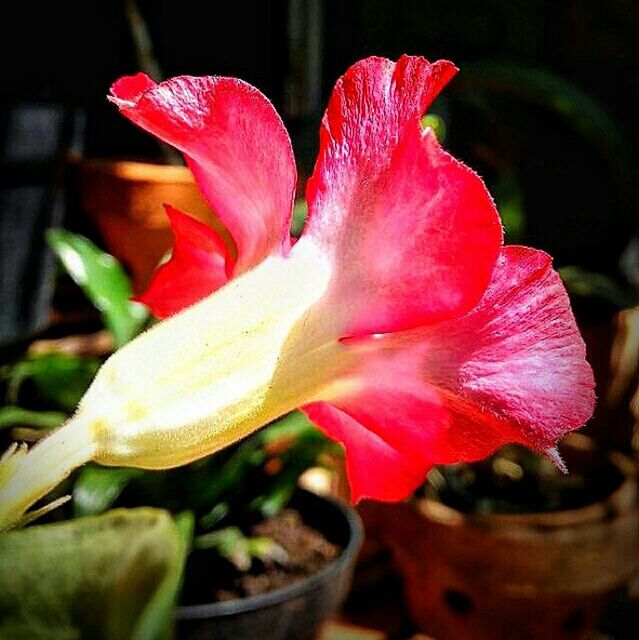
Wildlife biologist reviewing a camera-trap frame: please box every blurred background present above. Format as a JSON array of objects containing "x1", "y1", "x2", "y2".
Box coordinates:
[
  {"x1": 2, "y1": 0, "x2": 638, "y2": 328},
  {"x1": 1, "y1": 2, "x2": 638, "y2": 639}
]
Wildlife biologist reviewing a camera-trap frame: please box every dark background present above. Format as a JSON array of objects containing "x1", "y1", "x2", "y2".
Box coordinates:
[{"x1": 1, "y1": 0, "x2": 638, "y2": 308}]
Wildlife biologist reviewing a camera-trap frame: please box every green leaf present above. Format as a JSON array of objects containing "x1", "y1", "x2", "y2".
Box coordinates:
[
  {"x1": 559, "y1": 266, "x2": 635, "y2": 308},
  {"x1": 0, "y1": 508, "x2": 189, "y2": 640},
  {"x1": 258, "y1": 410, "x2": 325, "y2": 445},
  {"x1": 493, "y1": 171, "x2": 526, "y2": 243},
  {"x1": 173, "y1": 511, "x2": 195, "y2": 550},
  {"x1": 2, "y1": 354, "x2": 100, "y2": 410},
  {"x1": 420, "y1": 112, "x2": 447, "y2": 142},
  {"x1": 0, "y1": 406, "x2": 66, "y2": 430},
  {"x1": 291, "y1": 200, "x2": 308, "y2": 238},
  {"x1": 198, "y1": 502, "x2": 229, "y2": 530},
  {"x1": 194, "y1": 525, "x2": 251, "y2": 571},
  {"x1": 248, "y1": 412, "x2": 335, "y2": 518},
  {"x1": 194, "y1": 412, "x2": 329, "y2": 526},
  {"x1": 194, "y1": 526, "x2": 285, "y2": 572},
  {"x1": 191, "y1": 439, "x2": 267, "y2": 515},
  {"x1": 247, "y1": 536, "x2": 288, "y2": 566},
  {"x1": 46, "y1": 229, "x2": 148, "y2": 347},
  {"x1": 249, "y1": 465, "x2": 302, "y2": 518},
  {"x1": 134, "y1": 511, "x2": 194, "y2": 640},
  {"x1": 73, "y1": 466, "x2": 144, "y2": 517}
]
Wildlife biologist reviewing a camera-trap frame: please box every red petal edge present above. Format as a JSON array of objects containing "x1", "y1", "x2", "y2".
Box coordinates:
[
  {"x1": 110, "y1": 72, "x2": 156, "y2": 104},
  {"x1": 301, "y1": 401, "x2": 435, "y2": 503},
  {"x1": 110, "y1": 74, "x2": 296, "y2": 275},
  {"x1": 134, "y1": 204, "x2": 230, "y2": 318},
  {"x1": 304, "y1": 55, "x2": 503, "y2": 337}
]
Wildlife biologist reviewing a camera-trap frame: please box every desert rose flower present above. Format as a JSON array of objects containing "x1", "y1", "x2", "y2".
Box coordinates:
[{"x1": 0, "y1": 56, "x2": 594, "y2": 528}]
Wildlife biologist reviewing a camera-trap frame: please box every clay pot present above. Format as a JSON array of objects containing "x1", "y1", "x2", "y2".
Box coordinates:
[
  {"x1": 80, "y1": 159, "x2": 231, "y2": 293},
  {"x1": 361, "y1": 434, "x2": 639, "y2": 640}
]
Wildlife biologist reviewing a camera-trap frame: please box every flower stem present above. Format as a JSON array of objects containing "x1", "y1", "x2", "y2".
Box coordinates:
[{"x1": 0, "y1": 416, "x2": 96, "y2": 531}]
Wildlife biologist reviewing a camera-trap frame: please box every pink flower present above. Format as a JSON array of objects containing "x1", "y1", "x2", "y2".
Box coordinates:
[{"x1": 110, "y1": 55, "x2": 595, "y2": 502}]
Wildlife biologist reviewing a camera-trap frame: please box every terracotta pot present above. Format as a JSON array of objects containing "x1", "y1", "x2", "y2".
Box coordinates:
[
  {"x1": 80, "y1": 159, "x2": 231, "y2": 293},
  {"x1": 361, "y1": 434, "x2": 639, "y2": 640}
]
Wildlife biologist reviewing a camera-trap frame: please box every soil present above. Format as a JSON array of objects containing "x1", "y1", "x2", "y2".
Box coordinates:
[
  {"x1": 180, "y1": 508, "x2": 342, "y2": 605},
  {"x1": 423, "y1": 443, "x2": 625, "y2": 515}
]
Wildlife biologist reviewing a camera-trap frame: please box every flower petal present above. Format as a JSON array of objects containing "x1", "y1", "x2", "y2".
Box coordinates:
[
  {"x1": 110, "y1": 72, "x2": 156, "y2": 104},
  {"x1": 303, "y1": 359, "x2": 519, "y2": 502},
  {"x1": 134, "y1": 205, "x2": 230, "y2": 318},
  {"x1": 414, "y1": 246, "x2": 596, "y2": 449},
  {"x1": 301, "y1": 401, "x2": 437, "y2": 503},
  {"x1": 304, "y1": 246, "x2": 595, "y2": 501},
  {"x1": 110, "y1": 74, "x2": 297, "y2": 273},
  {"x1": 305, "y1": 55, "x2": 503, "y2": 336}
]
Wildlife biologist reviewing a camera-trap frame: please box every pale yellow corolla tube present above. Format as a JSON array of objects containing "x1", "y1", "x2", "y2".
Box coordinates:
[{"x1": 0, "y1": 238, "x2": 355, "y2": 530}]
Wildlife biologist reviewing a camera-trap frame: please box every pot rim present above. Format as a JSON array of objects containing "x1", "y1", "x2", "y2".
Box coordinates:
[
  {"x1": 415, "y1": 433, "x2": 639, "y2": 530},
  {"x1": 174, "y1": 490, "x2": 363, "y2": 620},
  {"x1": 81, "y1": 158, "x2": 194, "y2": 183}
]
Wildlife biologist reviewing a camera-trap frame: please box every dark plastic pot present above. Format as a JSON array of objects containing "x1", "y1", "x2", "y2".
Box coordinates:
[{"x1": 175, "y1": 490, "x2": 363, "y2": 640}]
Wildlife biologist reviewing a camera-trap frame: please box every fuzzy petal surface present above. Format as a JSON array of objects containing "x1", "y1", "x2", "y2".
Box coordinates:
[
  {"x1": 305, "y1": 247, "x2": 595, "y2": 501},
  {"x1": 305, "y1": 55, "x2": 503, "y2": 336},
  {"x1": 110, "y1": 74, "x2": 297, "y2": 273},
  {"x1": 415, "y1": 246, "x2": 596, "y2": 448},
  {"x1": 134, "y1": 205, "x2": 230, "y2": 318}
]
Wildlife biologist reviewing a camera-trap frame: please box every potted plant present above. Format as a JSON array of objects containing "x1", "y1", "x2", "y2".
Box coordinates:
[
  {"x1": 175, "y1": 489, "x2": 361, "y2": 640},
  {"x1": 361, "y1": 435, "x2": 639, "y2": 640}
]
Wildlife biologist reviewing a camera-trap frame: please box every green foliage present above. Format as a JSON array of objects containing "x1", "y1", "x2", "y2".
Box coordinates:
[
  {"x1": 193, "y1": 526, "x2": 287, "y2": 572},
  {"x1": 248, "y1": 413, "x2": 332, "y2": 518},
  {"x1": 291, "y1": 199, "x2": 308, "y2": 237},
  {"x1": 69, "y1": 411, "x2": 334, "y2": 533},
  {"x1": 559, "y1": 266, "x2": 638, "y2": 309},
  {"x1": 138, "y1": 510, "x2": 193, "y2": 640},
  {"x1": 0, "y1": 508, "x2": 190, "y2": 640},
  {"x1": 197, "y1": 411, "x2": 333, "y2": 525},
  {"x1": 2, "y1": 226, "x2": 332, "y2": 581},
  {"x1": 73, "y1": 466, "x2": 145, "y2": 517},
  {"x1": 0, "y1": 228, "x2": 332, "y2": 630},
  {"x1": 421, "y1": 112, "x2": 447, "y2": 142},
  {"x1": 0, "y1": 406, "x2": 66, "y2": 431},
  {"x1": 492, "y1": 171, "x2": 526, "y2": 243},
  {"x1": 454, "y1": 62, "x2": 630, "y2": 171},
  {"x1": 46, "y1": 229, "x2": 148, "y2": 347},
  {"x1": 1, "y1": 353, "x2": 100, "y2": 411},
  {"x1": 259, "y1": 410, "x2": 327, "y2": 444},
  {"x1": 59, "y1": 411, "x2": 332, "y2": 597}
]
